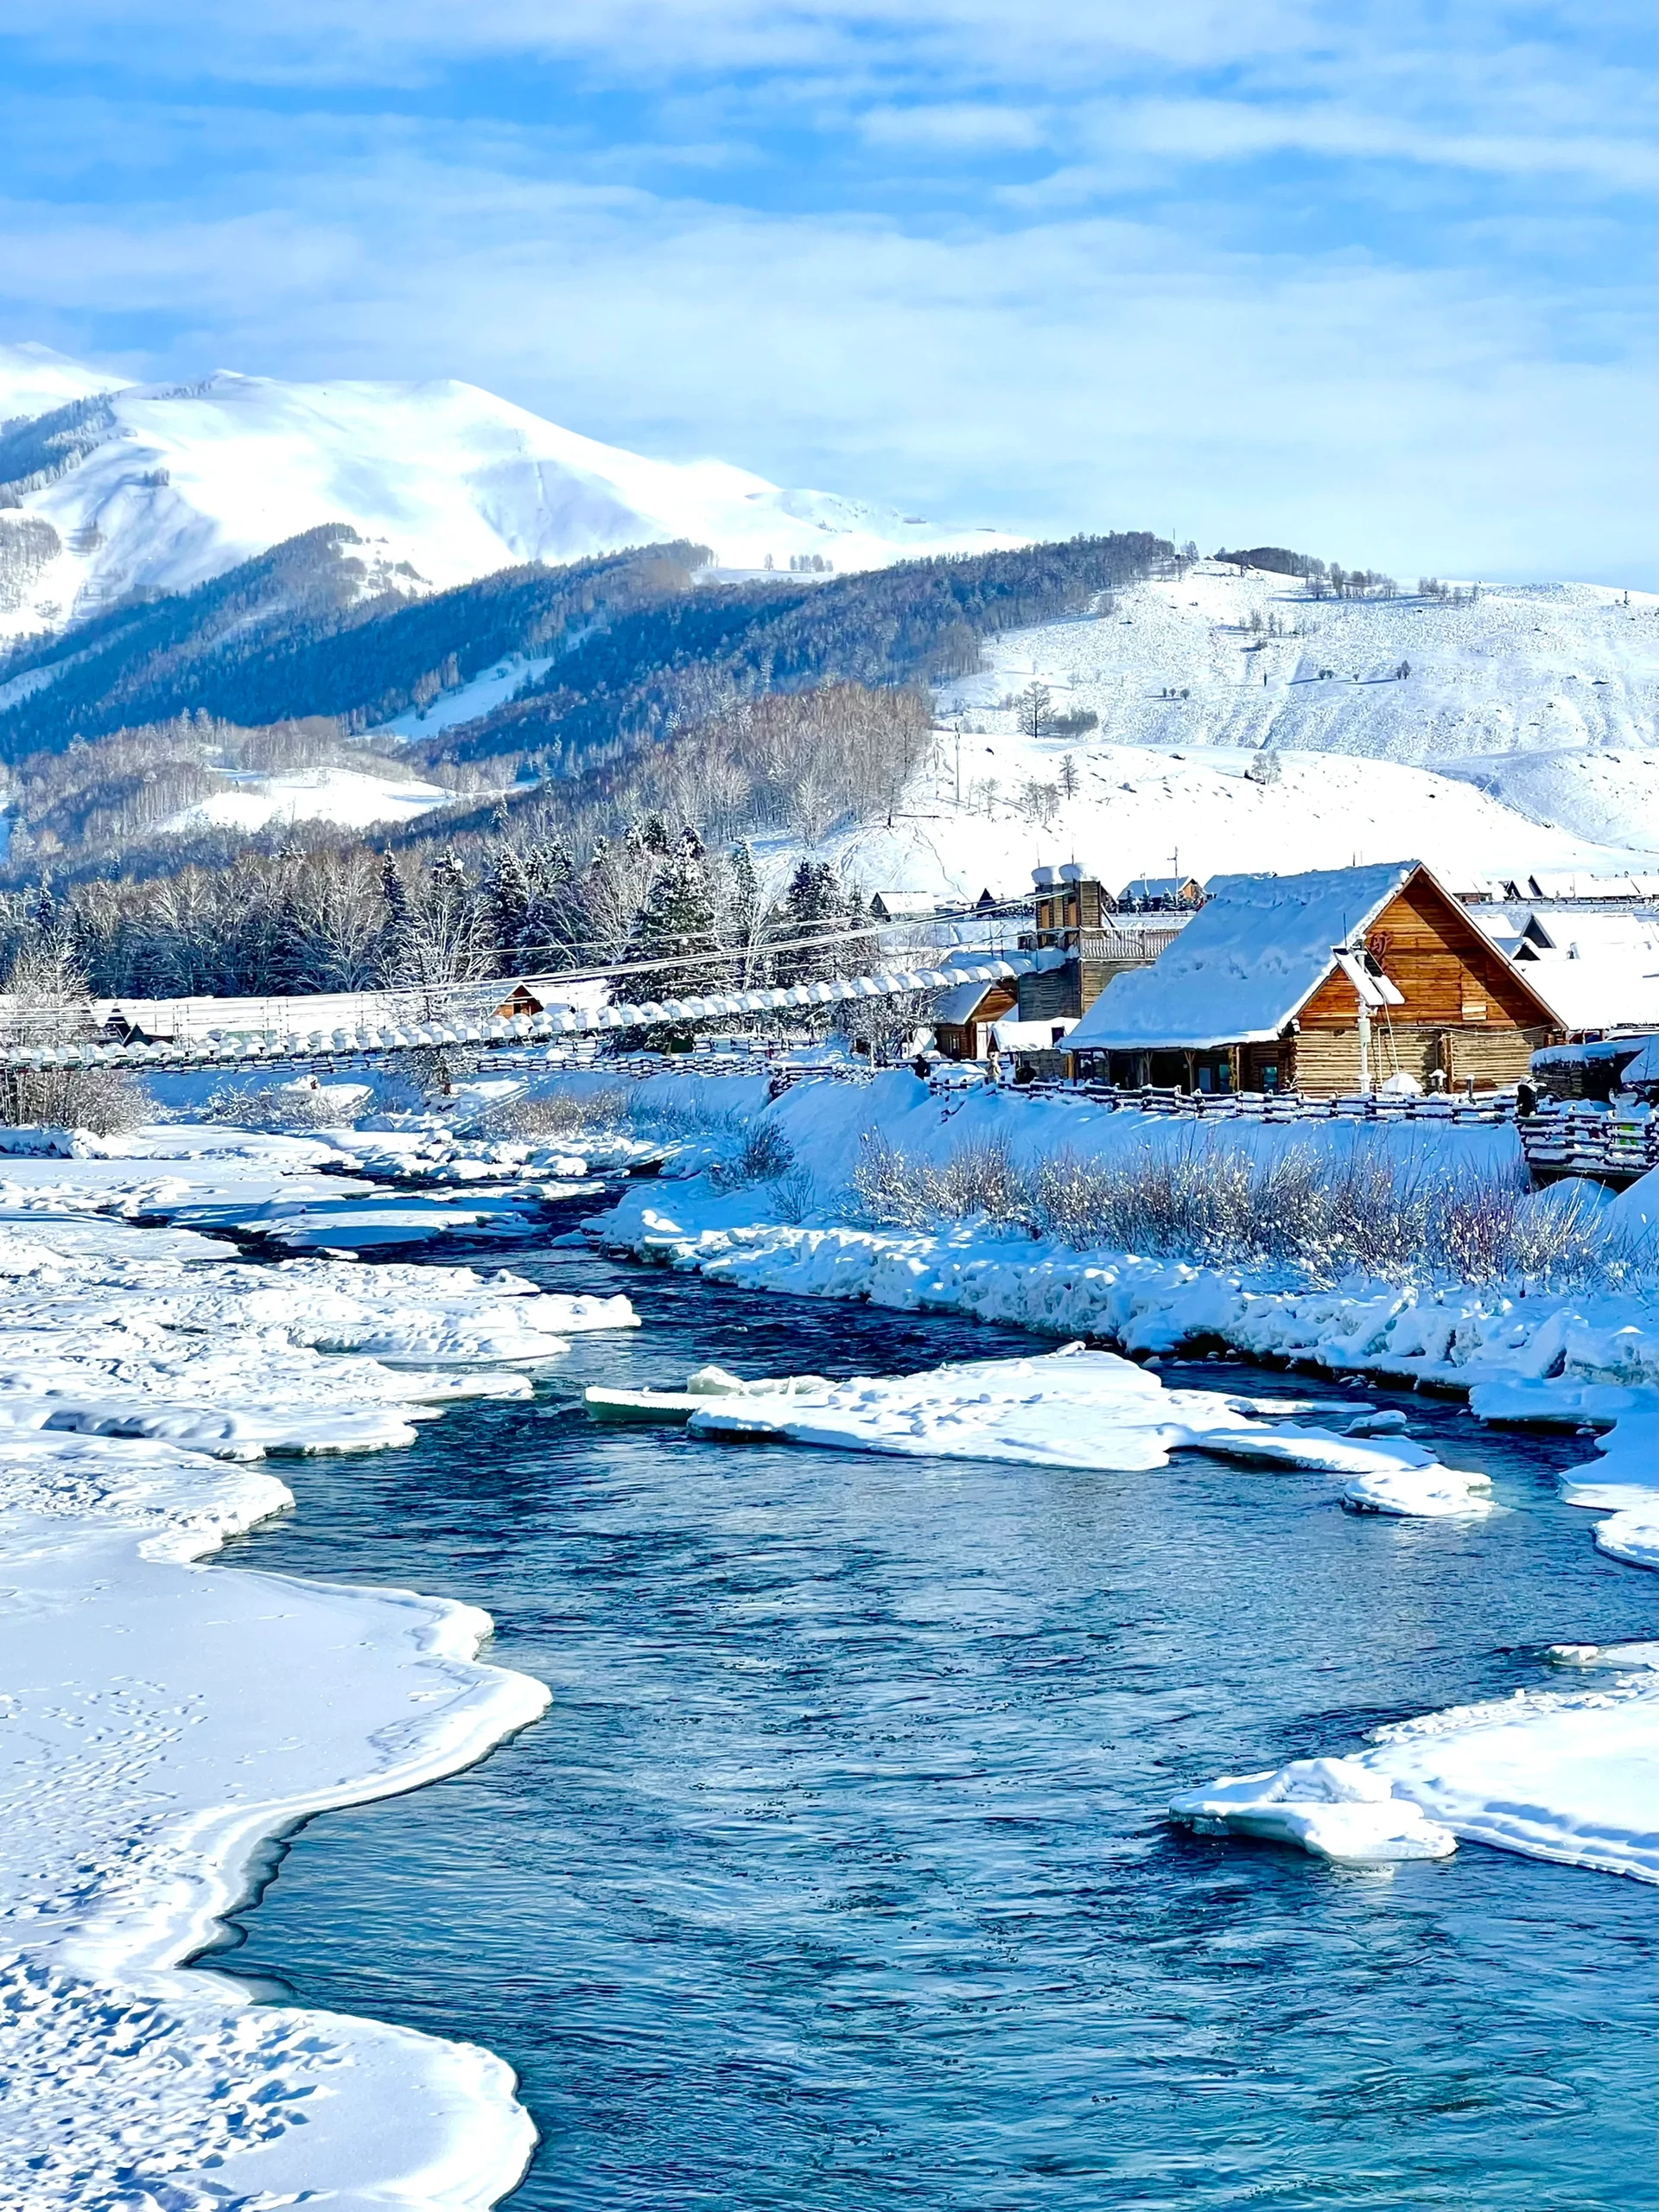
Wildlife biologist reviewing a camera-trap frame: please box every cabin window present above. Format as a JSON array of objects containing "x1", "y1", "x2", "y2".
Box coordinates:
[{"x1": 1260, "y1": 1062, "x2": 1281, "y2": 1091}]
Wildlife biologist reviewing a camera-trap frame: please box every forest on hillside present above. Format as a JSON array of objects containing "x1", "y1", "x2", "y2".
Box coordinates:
[{"x1": 0, "y1": 530, "x2": 1172, "y2": 1005}]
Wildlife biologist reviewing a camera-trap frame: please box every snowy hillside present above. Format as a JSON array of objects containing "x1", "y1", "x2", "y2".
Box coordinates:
[
  {"x1": 156, "y1": 764, "x2": 459, "y2": 839},
  {"x1": 939, "y1": 562, "x2": 1659, "y2": 854},
  {"x1": 0, "y1": 340, "x2": 126, "y2": 427},
  {"x1": 830, "y1": 735, "x2": 1656, "y2": 905},
  {"x1": 0, "y1": 350, "x2": 1020, "y2": 642}
]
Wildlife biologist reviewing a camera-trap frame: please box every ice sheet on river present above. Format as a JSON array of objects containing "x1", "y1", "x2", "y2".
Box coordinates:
[
  {"x1": 1173, "y1": 1675, "x2": 1659, "y2": 1881},
  {"x1": 684, "y1": 1341, "x2": 1491, "y2": 1508}
]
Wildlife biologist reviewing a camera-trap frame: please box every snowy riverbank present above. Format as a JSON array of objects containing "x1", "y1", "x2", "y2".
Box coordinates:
[
  {"x1": 0, "y1": 1141, "x2": 638, "y2": 2206},
  {"x1": 580, "y1": 1069, "x2": 1656, "y2": 1563},
  {"x1": 4, "y1": 1078, "x2": 1656, "y2": 2198}
]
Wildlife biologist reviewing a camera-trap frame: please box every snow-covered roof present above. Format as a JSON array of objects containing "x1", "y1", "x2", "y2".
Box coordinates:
[
  {"x1": 870, "y1": 890, "x2": 936, "y2": 918},
  {"x1": 1067, "y1": 861, "x2": 1421, "y2": 1052},
  {"x1": 990, "y1": 1016, "x2": 1077, "y2": 1050},
  {"x1": 1119, "y1": 874, "x2": 1199, "y2": 900},
  {"x1": 931, "y1": 976, "x2": 1008, "y2": 1027}
]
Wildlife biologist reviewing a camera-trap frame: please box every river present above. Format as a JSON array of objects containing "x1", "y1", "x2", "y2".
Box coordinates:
[{"x1": 212, "y1": 1227, "x2": 1656, "y2": 2210}]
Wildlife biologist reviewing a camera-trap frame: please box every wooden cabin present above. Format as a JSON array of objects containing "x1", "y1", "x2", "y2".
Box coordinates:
[
  {"x1": 931, "y1": 974, "x2": 1018, "y2": 1060},
  {"x1": 492, "y1": 982, "x2": 545, "y2": 1020},
  {"x1": 1118, "y1": 874, "x2": 1205, "y2": 910},
  {"x1": 870, "y1": 890, "x2": 936, "y2": 922},
  {"x1": 1065, "y1": 861, "x2": 1563, "y2": 1095},
  {"x1": 1016, "y1": 868, "x2": 1190, "y2": 1027}
]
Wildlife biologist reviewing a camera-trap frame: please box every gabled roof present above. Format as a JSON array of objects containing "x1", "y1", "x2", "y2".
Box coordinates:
[
  {"x1": 931, "y1": 976, "x2": 1011, "y2": 1027},
  {"x1": 1068, "y1": 861, "x2": 1421, "y2": 1051}
]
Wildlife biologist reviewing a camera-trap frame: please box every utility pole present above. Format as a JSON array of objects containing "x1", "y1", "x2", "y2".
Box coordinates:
[{"x1": 953, "y1": 722, "x2": 963, "y2": 809}]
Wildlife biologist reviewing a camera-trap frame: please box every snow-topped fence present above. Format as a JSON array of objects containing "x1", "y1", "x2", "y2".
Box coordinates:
[{"x1": 997, "y1": 1078, "x2": 1656, "y2": 1189}]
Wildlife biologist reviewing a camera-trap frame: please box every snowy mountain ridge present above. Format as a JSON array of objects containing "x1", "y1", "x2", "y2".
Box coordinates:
[{"x1": 0, "y1": 343, "x2": 1018, "y2": 644}]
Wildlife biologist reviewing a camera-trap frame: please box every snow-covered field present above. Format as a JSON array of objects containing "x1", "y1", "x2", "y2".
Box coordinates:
[
  {"x1": 156, "y1": 761, "x2": 460, "y2": 837},
  {"x1": 909, "y1": 562, "x2": 1659, "y2": 879},
  {"x1": 0, "y1": 345, "x2": 1019, "y2": 641}
]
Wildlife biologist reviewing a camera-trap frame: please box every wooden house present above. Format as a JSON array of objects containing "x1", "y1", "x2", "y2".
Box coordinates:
[
  {"x1": 1016, "y1": 868, "x2": 1189, "y2": 1027},
  {"x1": 931, "y1": 973, "x2": 1018, "y2": 1059},
  {"x1": 870, "y1": 890, "x2": 937, "y2": 921},
  {"x1": 492, "y1": 982, "x2": 545, "y2": 1020},
  {"x1": 1064, "y1": 861, "x2": 1563, "y2": 1094},
  {"x1": 1118, "y1": 873, "x2": 1205, "y2": 910}
]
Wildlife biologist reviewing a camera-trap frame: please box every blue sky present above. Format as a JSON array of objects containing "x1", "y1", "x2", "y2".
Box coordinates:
[{"x1": 1, "y1": 0, "x2": 1652, "y2": 582}]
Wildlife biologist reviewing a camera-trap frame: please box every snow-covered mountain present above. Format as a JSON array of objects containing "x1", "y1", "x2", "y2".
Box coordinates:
[
  {"x1": 937, "y1": 562, "x2": 1659, "y2": 858},
  {"x1": 0, "y1": 348, "x2": 1018, "y2": 641},
  {"x1": 0, "y1": 340, "x2": 127, "y2": 429}
]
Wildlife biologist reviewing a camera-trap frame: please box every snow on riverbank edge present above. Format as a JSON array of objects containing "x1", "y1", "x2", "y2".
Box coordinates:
[
  {"x1": 0, "y1": 1192, "x2": 620, "y2": 2209},
  {"x1": 591, "y1": 1178, "x2": 1656, "y2": 1553}
]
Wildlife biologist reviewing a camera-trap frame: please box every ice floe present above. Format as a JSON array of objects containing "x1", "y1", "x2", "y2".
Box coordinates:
[
  {"x1": 677, "y1": 1343, "x2": 1487, "y2": 1511},
  {"x1": 1169, "y1": 1758, "x2": 1459, "y2": 1866},
  {"x1": 1173, "y1": 1675, "x2": 1659, "y2": 1879}
]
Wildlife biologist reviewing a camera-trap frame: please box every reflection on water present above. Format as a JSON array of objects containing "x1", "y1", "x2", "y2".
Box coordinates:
[{"x1": 218, "y1": 1234, "x2": 1657, "y2": 2209}]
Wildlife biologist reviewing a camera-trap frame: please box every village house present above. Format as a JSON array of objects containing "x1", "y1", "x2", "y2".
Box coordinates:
[
  {"x1": 869, "y1": 890, "x2": 937, "y2": 922},
  {"x1": 1008, "y1": 865, "x2": 1189, "y2": 1034},
  {"x1": 1117, "y1": 873, "x2": 1205, "y2": 910},
  {"x1": 1064, "y1": 860, "x2": 1563, "y2": 1094},
  {"x1": 931, "y1": 973, "x2": 1019, "y2": 1060},
  {"x1": 1469, "y1": 908, "x2": 1659, "y2": 1035}
]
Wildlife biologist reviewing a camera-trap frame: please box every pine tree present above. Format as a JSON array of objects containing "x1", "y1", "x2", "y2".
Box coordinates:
[
  {"x1": 378, "y1": 855, "x2": 413, "y2": 983},
  {"x1": 775, "y1": 859, "x2": 842, "y2": 987},
  {"x1": 485, "y1": 848, "x2": 531, "y2": 971}
]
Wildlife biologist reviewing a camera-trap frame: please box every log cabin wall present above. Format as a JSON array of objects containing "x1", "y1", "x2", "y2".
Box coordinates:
[
  {"x1": 1018, "y1": 963, "x2": 1084, "y2": 1020},
  {"x1": 1297, "y1": 874, "x2": 1556, "y2": 1033},
  {"x1": 1287, "y1": 1022, "x2": 1550, "y2": 1093}
]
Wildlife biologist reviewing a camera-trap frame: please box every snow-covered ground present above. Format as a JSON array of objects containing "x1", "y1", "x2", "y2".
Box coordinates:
[
  {"x1": 836, "y1": 737, "x2": 1655, "y2": 906},
  {"x1": 0, "y1": 349, "x2": 1020, "y2": 640},
  {"x1": 912, "y1": 563, "x2": 1659, "y2": 877},
  {"x1": 156, "y1": 761, "x2": 461, "y2": 837},
  {"x1": 0, "y1": 1121, "x2": 645, "y2": 2204},
  {"x1": 366, "y1": 652, "x2": 560, "y2": 741}
]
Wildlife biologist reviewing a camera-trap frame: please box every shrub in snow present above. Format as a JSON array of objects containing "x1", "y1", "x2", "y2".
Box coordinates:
[
  {"x1": 853, "y1": 1131, "x2": 1634, "y2": 1288},
  {"x1": 480, "y1": 1086, "x2": 630, "y2": 1141},
  {"x1": 711, "y1": 1121, "x2": 798, "y2": 1190},
  {"x1": 207, "y1": 1079, "x2": 353, "y2": 1132},
  {"x1": 0, "y1": 1064, "x2": 144, "y2": 1136}
]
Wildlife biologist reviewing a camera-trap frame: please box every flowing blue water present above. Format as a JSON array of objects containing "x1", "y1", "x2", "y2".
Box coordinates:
[{"x1": 216, "y1": 1236, "x2": 1656, "y2": 2210}]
